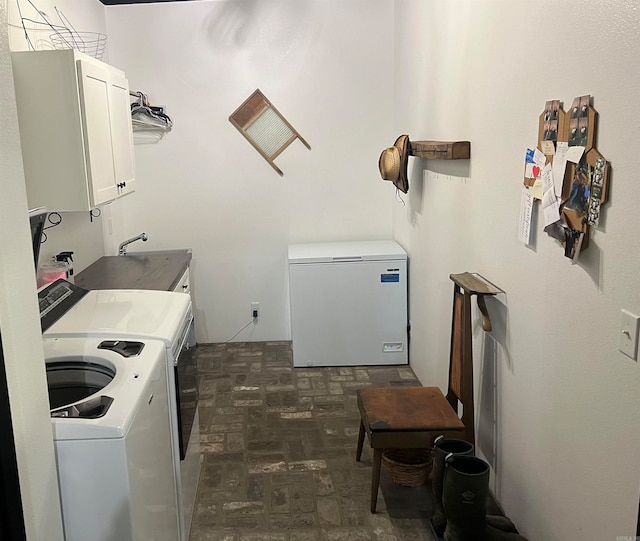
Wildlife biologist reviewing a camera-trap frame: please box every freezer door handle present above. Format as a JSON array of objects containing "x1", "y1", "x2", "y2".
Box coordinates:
[{"x1": 332, "y1": 256, "x2": 363, "y2": 262}]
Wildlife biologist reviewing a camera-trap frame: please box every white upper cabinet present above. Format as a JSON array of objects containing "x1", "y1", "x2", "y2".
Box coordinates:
[{"x1": 12, "y1": 50, "x2": 136, "y2": 211}]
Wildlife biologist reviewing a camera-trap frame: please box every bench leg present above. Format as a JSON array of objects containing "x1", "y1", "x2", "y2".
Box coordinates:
[
  {"x1": 356, "y1": 421, "x2": 365, "y2": 462},
  {"x1": 371, "y1": 447, "x2": 382, "y2": 513}
]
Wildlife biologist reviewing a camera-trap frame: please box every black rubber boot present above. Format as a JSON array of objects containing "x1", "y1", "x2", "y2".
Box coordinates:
[
  {"x1": 443, "y1": 455, "x2": 490, "y2": 541},
  {"x1": 484, "y1": 524, "x2": 529, "y2": 540},
  {"x1": 431, "y1": 436, "x2": 475, "y2": 536},
  {"x1": 486, "y1": 516, "x2": 518, "y2": 533}
]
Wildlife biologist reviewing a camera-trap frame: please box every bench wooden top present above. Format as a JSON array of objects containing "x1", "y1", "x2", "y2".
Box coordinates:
[{"x1": 358, "y1": 387, "x2": 464, "y2": 433}]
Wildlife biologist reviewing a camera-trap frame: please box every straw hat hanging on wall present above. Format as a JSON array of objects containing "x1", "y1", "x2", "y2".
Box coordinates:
[{"x1": 379, "y1": 134, "x2": 410, "y2": 193}]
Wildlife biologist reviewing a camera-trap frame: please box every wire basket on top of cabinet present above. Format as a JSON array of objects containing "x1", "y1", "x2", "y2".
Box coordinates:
[{"x1": 50, "y1": 30, "x2": 107, "y2": 60}]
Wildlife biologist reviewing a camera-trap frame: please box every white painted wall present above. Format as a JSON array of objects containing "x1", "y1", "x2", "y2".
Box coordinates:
[
  {"x1": 0, "y1": 1, "x2": 64, "y2": 538},
  {"x1": 104, "y1": 0, "x2": 395, "y2": 342},
  {"x1": 393, "y1": 1, "x2": 640, "y2": 539}
]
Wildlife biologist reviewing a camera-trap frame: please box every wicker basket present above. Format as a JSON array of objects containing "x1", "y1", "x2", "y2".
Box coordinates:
[{"x1": 382, "y1": 448, "x2": 434, "y2": 487}]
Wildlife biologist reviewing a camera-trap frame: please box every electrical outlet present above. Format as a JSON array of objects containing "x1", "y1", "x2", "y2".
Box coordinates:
[
  {"x1": 619, "y1": 309, "x2": 640, "y2": 360},
  {"x1": 251, "y1": 302, "x2": 260, "y2": 319}
]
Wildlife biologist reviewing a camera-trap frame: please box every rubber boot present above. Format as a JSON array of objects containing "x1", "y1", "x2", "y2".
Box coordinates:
[
  {"x1": 432, "y1": 439, "x2": 518, "y2": 536},
  {"x1": 486, "y1": 516, "x2": 518, "y2": 533},
  {"x1": 484, "y1": 524, "x2": 529, "y2": 541},
  {"x1": 442, "y1": 455, "x2": 489, "y2": 541},
  {"x1": 485, "y1": 497, "x2": 518, "y2": 532},
  {"x1": 431, "y1": 436, "x2": 474, "y2": 536}
]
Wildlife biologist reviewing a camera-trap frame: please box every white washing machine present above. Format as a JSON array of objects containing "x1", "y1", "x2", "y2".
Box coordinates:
[
  {"x1": 44, "y1": 336, "x2": 178, "y2": 541},
  {"x1": 39, "y1": 281, "x2": 201, "y2": 541}
]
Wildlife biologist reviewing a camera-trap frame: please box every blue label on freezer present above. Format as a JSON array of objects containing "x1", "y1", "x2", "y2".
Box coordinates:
[{"x1": 381, "y1": 273, "x2": 400, "y2": 283}]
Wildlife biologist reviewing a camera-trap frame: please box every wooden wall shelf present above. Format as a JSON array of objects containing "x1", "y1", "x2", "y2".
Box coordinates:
[{"x1": 409, "y1": 140, "x2": 470, "y2": 160}]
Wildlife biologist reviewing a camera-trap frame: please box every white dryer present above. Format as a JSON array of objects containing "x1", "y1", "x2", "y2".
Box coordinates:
[{"x1": 44, "y1": 336, "x2": 178, "y2": 541}]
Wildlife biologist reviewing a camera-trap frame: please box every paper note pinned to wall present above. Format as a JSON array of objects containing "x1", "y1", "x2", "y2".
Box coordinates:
[
  {"x1": 541, "y1": 164, "x2": 560, "y2": 227},
  {"x1": 533, "y1": 148, "x2": 547, "y2": 167},
  {"x1": 519, "y1": 186, "x2": 534, "y2": 245},
  {"x1": 552, "y1": 141, "x2": 569, "y2": 195},
  {"x1": 540, "y1": 140, "x2": 555, "y2": 156},
  {"x1": 541, "y1": 163, "x2": 554, "y2": 192},
  {"x1": 525, "y1": 163, "x2": 535, "y2": 178},
  {"x1": 565, "y1": 145, "x2": 585, "y2": 163},
  {"x1": 532, "y1": 178, "x2": 544, "y2": 200}
]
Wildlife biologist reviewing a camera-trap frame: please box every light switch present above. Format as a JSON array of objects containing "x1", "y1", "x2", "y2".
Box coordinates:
[{"x1": 619, "y1": 309, "x2": 640, "y2": 360}]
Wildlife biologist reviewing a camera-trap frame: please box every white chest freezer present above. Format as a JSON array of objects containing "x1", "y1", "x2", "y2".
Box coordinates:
[{"x1": 288, "y1": 240, "x2": 408, "y2": 367}]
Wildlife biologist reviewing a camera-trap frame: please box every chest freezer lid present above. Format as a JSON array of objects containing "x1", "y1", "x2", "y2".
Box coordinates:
[{"x1": 288, "y1": 240, "x2": 407, "y2": 264}]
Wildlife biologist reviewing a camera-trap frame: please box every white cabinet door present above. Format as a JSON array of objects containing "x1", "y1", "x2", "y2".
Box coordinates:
[
  {"x1": 109, "y1": 73, "x2": 136, "y2": 197},
  {"x1": 77, "y1": 60, "x2": 119, "y2": 207}
]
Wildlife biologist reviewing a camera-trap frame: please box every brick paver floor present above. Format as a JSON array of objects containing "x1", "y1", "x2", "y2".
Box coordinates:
[{"x1": 189, "y1": 341, "x2": 436, "y2": 541}]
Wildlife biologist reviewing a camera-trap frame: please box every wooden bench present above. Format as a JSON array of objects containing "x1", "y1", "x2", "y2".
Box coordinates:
[
  {"x1": 356, "y1": 386, "x2": 464, "y2": 513},
  {"x1": 355, "y1": 272, "x2": 501, "y2": 513}
]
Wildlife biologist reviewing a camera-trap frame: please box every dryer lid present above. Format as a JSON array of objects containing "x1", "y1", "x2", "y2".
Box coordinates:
[{"x1": 44, "y1": 289, "x2": 191, "y2": 346}]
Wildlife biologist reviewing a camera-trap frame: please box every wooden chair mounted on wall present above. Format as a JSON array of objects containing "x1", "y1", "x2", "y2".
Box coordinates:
[
  {"x1": 448, "y1": 272, "x2": 501, "y2": 445},
  {"x1": 355, "y1": 271, "x2": 500, "y2": 513}
]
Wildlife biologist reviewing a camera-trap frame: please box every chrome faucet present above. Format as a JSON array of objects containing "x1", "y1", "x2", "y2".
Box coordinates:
[{"x1": 118, "y1": 233, "x2": 148, "y2": 256}]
